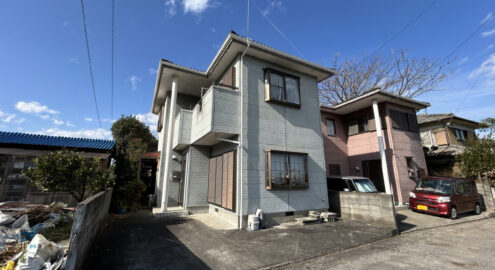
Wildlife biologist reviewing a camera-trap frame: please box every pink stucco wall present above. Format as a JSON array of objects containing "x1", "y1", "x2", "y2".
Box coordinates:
[{"x1": 320, "y1": 102, "x2": 428, "y2": 204}]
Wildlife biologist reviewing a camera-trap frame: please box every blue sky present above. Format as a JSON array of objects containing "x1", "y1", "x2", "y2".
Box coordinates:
[{"x1": 0, "y1": 0, "x2": 494, "y2": 139}]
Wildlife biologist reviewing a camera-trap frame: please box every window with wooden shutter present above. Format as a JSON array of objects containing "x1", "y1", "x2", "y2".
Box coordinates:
[
  {"x1": 207, "y1": 150, "x2": 236, "y2": 211},
  {"x1": 218, "y1": 66, "x2": 236, "y2": 89},
  {"x1": 265, "y1": 150, "x2": 308, "y2": 190}
]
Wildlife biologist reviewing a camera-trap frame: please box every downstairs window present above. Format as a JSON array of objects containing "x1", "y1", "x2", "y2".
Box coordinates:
[{"x1": 265, "y1": 150, "x2": 308, "y2": 189}]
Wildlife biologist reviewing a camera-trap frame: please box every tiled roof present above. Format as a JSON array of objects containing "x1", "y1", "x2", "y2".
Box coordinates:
[
  {"x1": 0, "y1": 131, "x2": 115, "y2": 151},
  {"x1": 417, "y1": 113, "x2": 454, "y2": 124}
]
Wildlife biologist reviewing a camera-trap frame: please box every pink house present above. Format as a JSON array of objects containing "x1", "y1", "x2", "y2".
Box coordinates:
[{"x1": 321, "y1": 90, "x2": 430, "y2": 204}]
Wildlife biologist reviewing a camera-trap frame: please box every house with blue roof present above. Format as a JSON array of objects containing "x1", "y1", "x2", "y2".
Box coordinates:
[{"x1": 0, "y1": 131, "x2": 115, "y2": 204}]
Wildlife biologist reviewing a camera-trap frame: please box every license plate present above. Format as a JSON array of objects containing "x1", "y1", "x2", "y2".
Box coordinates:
[{"x1": 417, "y1": 205, "x2": 428, "y2": 211}]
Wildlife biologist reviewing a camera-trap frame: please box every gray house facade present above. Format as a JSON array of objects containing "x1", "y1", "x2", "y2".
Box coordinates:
[{"x1": 151, "y1": 32, "x2": 335, "y2": 228}]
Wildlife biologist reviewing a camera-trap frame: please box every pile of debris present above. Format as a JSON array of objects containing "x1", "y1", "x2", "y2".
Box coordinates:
[
  {"x1": 296, "y1": 211, "x2": 337, "y2": 226},
  {"x1": 0, "y1": 202, "x2": 75, "y2": 269}
]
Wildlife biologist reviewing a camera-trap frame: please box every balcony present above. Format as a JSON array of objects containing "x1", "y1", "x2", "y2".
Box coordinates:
[{"x1": 172, "y1": 85, "x2": 240, "y2": 150}]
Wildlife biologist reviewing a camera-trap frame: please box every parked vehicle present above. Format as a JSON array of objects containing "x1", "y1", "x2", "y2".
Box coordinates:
[
  {"x1": 327, "y1": 176, "x2": 378, "y2": 193},
  {"x1": 409, "y1": 177, "x2": 481, "y2": 219}
]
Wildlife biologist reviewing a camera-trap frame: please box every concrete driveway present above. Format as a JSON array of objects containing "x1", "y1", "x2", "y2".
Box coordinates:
[
  {"x1": 397, "y1": 207, "x2": 492, "y2": 233},
  {"x1": 87, "y1": 210, "x2": 395, "y2": 269},
  {"x1": 279, "y1": 217, "x2": 495, "y2": 269}
]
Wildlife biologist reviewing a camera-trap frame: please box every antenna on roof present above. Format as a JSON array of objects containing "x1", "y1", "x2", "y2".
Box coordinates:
[{"x1": 246, "y1": 0, "x2": 250, "y2": 39}]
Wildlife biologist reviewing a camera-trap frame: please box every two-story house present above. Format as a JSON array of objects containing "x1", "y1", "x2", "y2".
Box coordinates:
[
  {"x1": 151, "y1": 32, "x2": 335, "y2": 228},
  {"x1": 417, "y1": 113, "x2": 480, "y2": 177},
  {"x1": 321, "y1": 90, "x2": 430, "y2": 203}
]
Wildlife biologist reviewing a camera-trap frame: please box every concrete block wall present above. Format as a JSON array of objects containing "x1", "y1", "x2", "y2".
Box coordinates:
[
  {"x1": 240, "y1": 55, "x2": 328, "y2": 215},
  {"x1": 66, "y1": 188, "x2": 113, "y2": 270},
  {"x1": 328, "y1": 190, "x2": 398, "y2": 229},
  {"x1": 476, "y1": 181, "x2": 495, "y2": 212}
]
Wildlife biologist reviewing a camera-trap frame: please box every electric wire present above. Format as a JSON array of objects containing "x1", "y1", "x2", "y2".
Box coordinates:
[{"x1": 80, "y1": 0, "x2": 105, "y2": 138}]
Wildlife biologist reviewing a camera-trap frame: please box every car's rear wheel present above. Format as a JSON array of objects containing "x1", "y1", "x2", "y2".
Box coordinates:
[
  {"x1": 450, "y1": 207, "x2": 457, "y2": 220},
  {"x1": 474, "y1": 203, "x2": 481, "y2": 215}
]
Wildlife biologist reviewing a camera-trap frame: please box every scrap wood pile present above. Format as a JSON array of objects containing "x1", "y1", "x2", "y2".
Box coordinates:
[{"x1": 0, "y1": 202, "x2": 75, "y2": 269}]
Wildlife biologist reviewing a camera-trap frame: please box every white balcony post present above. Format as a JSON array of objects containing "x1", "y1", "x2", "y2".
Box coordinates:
[
  {"x1": 161, "y1": 75, "x2": 178, "y2": 212},
  {"x1": 372, "y1": 99, "x2": 392, "y2": 195}
]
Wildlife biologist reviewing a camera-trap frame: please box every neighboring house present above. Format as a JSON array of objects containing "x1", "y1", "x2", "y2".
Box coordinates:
[
  {"x1": 151, "y1": 31, "x2": 335, "y2": 228},
  {"x1": 0, "y1": 131, "x2": 115, "y2": 205},
  {"x1": 417, "y1": 113, "x2": 480, "y2": 177},
  {"x1": 321, "y1": 90, "x2": 430, "y2": 204}
]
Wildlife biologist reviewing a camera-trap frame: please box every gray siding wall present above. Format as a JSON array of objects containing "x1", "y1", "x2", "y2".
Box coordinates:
[
  {"x1": 185, "y1": 145, "x2": 211, "y2": 207},
  {"x1": 240, "y1": 55, "x2": 328, "y2": 215},
  {"x1": 157, "y1": 93, "x2": 199, "y2": 205}
]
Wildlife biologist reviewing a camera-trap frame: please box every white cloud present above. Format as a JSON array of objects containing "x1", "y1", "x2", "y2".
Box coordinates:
[
  {"x1": 165, "y1": 0, "x2": 177, "y2": 16},
  {"x1": 261, "y1": 0, "x2": 284, "y2": 16},
  {"x1": 33, "y1": 128, "x2": 112, "y2": 140},
  {"x1": 15, "y1": 101, "x2": 59, "y2": 115},
  {"x1": 102, "y1": 118, "x2": 115, "y2": 123},
  {"x1": 39, "y1": 115, "x2": 50, "y2": 120},
  {"x1": 84, "y1": 117, "x2": 93, "y2": 122},
  {"x1": 2, "y1": 114, "x2": 15, "y2": 123},
  {"x1": 0, "y1": 110, "x2": 25, "y2": 124},
  {"x1": 53, "y1": 119, "x2": 64, "y2": 125},
  {"x1": 127, "y1": 75, "x2": 142, "y2": 90},
  {"x1": 482, "y1": 28, "x2": 495, "y2": 38},
  {"x1": 66, "y1": 121, "x2": 75, "y2": 127},
  {"x1": 148, "y1": 68, "x2": 158, "y2": 75},
  {"x1": 481, "y1": 12, "x2": 493, "y2": 24},
  {"x1": 211, "y1": 27, "x2": 216, "y2": 32},
  {"x1": 183, "y1": 0, "x2": 210, "y2": 14},
  {"x1": 469, "y1": 53, "x2": 495, "y2": 84},
  {"x1": 459, "y1": 57, "x2": 469, "y2": 65},
  {"x1": 68, "y1": 58, "x2": 80, "y2": 64},
  {"x1": 135, "y1": 112, "x2": 158, "y2": 127}
]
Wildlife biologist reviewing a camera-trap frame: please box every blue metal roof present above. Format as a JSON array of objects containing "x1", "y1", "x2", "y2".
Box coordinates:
[{"x1": 0, "y1": 131, "x2": 115, "y2": 151}]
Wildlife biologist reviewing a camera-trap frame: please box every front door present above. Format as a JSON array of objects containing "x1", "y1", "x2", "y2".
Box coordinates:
[
  {"x1": 177, "y1": 154, "x2": 186, "y2": 206},
  {"x1": 362, "y1": 159, "x2": 385, "y2": 192}
]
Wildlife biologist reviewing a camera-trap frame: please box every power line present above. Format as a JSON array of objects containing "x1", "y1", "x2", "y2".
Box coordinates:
[
  {"x1": 111, "y1": 0, "x2": 115, "y2": 121},
  {"x1": 361, "y1": 0, "x2": 437, "y2": 64},
  {"x1": 80, "y1": 0, "x2": 105, "y2": 138},
  {"x1": 252, "y1": 0, "x2": 305, "y2": 59}
]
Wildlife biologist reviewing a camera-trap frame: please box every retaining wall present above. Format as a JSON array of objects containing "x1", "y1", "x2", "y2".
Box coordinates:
[
  {"x1": 328, "y1": 190, "x2": 398, "y2": 229},
  {"x1": 65, "y1": 188, "x2": 113, "y2": 270}
]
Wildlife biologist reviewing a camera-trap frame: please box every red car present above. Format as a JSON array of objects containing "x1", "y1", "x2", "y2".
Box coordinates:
[{"x1": 409, "y1": 177, "x2": 481, "y2": 219}]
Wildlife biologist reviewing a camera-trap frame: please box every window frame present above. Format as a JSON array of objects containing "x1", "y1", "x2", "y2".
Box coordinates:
[
  {"x1": 326, "y1": 119, "x2": 336, "y2": 136},
  {"x1": 217, "y1": 66, "x2": 237, "y2": 90},
  {"x1": 265, "y1": 150, "x2": 308, "y2": 190},
  {"x1": 454, "y1": 128, "x2": 468, "y2": 141},
  {"x1": 264, "y1": 68, "x2": 301, "y2": 108},
  {"x1": 347, "y1": 114, "x2": 381, "y2": 136},
  {"x1": 389, "y1": 109, "x2": 419, "y2": 133}
]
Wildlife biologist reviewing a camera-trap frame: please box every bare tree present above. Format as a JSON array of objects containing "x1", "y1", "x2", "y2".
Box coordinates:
[{"x1": 320, "y1": 49, "x2": 451, "y2": 105}]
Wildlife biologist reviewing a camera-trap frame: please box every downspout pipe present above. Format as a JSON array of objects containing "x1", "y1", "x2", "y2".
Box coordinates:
[{"x1": 238, "y1": 38, "x2": 251, "y2": 229}]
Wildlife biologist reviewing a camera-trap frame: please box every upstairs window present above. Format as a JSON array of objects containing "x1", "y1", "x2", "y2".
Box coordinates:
[
  {"x1": 347, "y1": 114, "x2": 377, "y2": 135},
  {"x1": 327, "y1": 119, "x2": 336, "y2": 136},
  {"x1": 453, "y1": 128, "x2": 468, "y2": 141},
  {"x1": 264, "y1": 69, "x2": 301, "y2": 107},
  {"x1": 389, "y1": 109, "x2": 419, "y2": 132},
  {"x1": 265, "y1": 150, "x2": 308, "y2": 189},
  {"x1": 218, "y1": 66, "x2": 236, "y2": 89}
]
